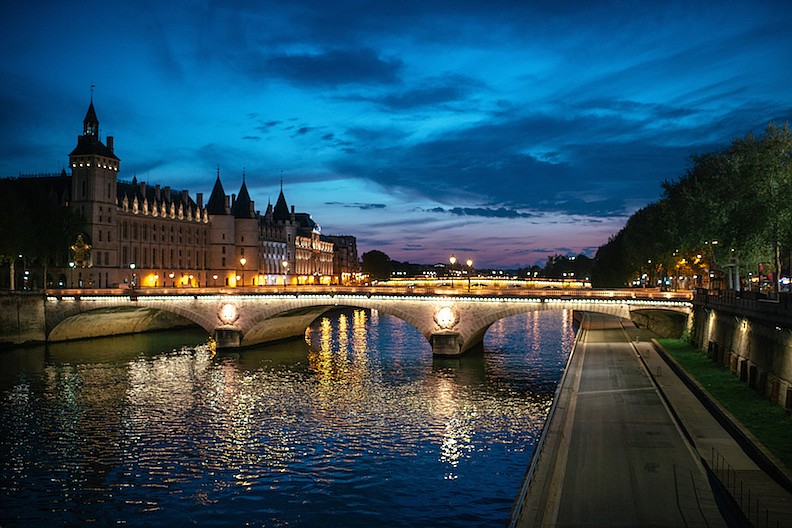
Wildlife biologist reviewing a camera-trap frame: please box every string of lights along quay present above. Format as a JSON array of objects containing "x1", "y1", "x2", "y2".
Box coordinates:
[{"x1": 0, "y1": 308, "x2": 575, "y2": 527}]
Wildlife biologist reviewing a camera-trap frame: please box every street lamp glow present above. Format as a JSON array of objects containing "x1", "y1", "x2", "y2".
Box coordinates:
[
  {"x1": 449, "y1": 255, "x2": 457, "y2": 288},
  {"x1": 239, "y1": 257, "x2": 247, "y2": 287}
]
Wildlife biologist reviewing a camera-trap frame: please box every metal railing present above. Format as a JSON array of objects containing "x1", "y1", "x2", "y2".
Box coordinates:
[{"x1": 710, "y1": 447, "x2": 782, "y2": 528}]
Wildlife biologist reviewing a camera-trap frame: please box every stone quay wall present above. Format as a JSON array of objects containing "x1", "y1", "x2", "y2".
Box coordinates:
[
  {"x1": 0, "y1": 292, "x2": 46, "y2": 346},
  {"x1": 692, "y1": 290, "x2": 792, "y2": 410}
]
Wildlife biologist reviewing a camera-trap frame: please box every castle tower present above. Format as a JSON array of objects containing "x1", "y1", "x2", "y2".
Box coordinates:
[
  {"x1": 206, "y1": 168, "x2": 235, "y2": 284},
  {"x1": 231, "y1": 174, "x2": 259, "y2": 285},
  {"x1": 68, "y1": 97, "x2": 120, "y2": 276}
]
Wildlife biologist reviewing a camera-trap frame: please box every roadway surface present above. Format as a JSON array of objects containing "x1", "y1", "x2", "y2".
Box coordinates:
[{"x1": 513, "y1": 312, "x2": 792, "y2": 527}]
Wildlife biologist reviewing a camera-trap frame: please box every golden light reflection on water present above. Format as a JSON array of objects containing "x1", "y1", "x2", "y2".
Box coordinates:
[{"x1": 0, "y1": 309, "x2": 575, "y2": 527}]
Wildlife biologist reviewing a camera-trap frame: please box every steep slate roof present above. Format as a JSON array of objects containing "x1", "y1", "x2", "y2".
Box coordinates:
[
  {"x1": 116, "y1": 180, "x2": 199, "y2": 213},
  {"x1": 273, "y1": 189, "x2": 290, "y2": 222},
  {"x1": 205, "y1": 174, "x2": 228, "y2": 215},
  {"x1": 231, "y1": 178, "x2": 255, "y2": 218}
]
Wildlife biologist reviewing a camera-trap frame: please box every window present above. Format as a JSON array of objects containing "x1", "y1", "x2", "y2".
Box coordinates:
[{"x1": 222, "y1": 246, "x2": 226, "y2": 254}]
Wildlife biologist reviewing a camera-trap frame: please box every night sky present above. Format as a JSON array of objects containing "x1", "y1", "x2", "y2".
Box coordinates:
[{"x1": 2, "y1": 1, "x2": 791, "y2": 267}]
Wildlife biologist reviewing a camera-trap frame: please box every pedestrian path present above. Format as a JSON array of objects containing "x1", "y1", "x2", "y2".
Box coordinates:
[{"x1": 511, "y1": 311, "x2": 792, "y2": 527}]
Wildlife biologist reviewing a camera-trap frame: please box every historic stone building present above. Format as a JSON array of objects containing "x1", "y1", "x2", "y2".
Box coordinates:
[{"x1": 39, "y1": 98, "x2": 358, "y2": 288}]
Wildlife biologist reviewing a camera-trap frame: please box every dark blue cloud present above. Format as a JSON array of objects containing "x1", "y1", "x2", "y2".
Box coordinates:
[
  {"x1": 325, "y1": 202, "x2": 386, "y2": 210},
  {"x1": 261, "y1": 48, "x2": 403, "y2": 87}
]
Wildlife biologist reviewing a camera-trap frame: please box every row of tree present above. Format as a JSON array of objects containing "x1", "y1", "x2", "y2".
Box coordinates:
[
  {"x1": 591, "y1": 123, "x2": 792, "y2": 290},
  {"x1": 361, "y1": 250, "x2": 595, "y2": 281}
]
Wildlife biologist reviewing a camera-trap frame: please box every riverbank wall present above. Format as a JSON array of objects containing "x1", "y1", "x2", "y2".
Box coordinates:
[
  {"x1": 691, "y1": 291, "x2": 792, "y2": 411},
  {"x1": 0, "y1": 292, "x2": 46, "y2": 346}
]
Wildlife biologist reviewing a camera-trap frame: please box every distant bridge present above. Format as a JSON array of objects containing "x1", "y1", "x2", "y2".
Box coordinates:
[{"x1": 44, "y1": 287, "x2": 692, "y2": 355}]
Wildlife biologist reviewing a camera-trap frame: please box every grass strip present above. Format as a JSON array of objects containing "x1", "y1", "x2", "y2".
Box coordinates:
[{"x1": 658, "y1": 338, "x2": 792, "y2": 470}]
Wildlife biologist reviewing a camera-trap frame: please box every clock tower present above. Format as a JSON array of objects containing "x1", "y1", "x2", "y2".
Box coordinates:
[{"x1": 69, "y1": 97, "x2": 120, "y2": 277}]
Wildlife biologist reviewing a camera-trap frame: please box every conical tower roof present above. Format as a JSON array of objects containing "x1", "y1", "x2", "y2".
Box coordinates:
[
  {"x1": 273, "y1": 185, "x2": 290, "y2": 222},
  {"x1": 206, "y1": 170, "x2": 228, "y2": 215},
  {"x1": 231, "y1": 176, "x2": 255, "y2": 218}
]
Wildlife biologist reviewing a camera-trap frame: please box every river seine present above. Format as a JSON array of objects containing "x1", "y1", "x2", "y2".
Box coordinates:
[{"x1": 0, "y1": 308, "x2": 575, "y2": 527}]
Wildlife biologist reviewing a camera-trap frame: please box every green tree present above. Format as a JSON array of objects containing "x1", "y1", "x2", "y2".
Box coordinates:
[{"x1": 361, "y1": 250, "x2": 393, "y2": 281}]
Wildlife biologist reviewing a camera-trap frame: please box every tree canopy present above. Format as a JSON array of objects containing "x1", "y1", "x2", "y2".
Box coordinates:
[
  {"x1": 361, "y1": 250, "x2": 393, "y2": 281},
  {"x1": 591, "y1": 123, "x2": 792, "y2": 291}
]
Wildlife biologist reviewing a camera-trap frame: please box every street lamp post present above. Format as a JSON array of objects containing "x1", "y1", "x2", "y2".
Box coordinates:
[
  {"x1": 154, "y1": 274, "x2": 159, "y2": 287},
  {"x1": 466, "y1": 258, "x2": 473, "y2": 292},
  {"x1": 449, "y1": 255, "x2": 457, "y2": 288},
  {"x1": 239, "y1": 257, "x2": 247, "y2": 287},
  {"x1": 282, "y1": 260, "x2": 290, "y2": 286},
  {"x1": 129, "y1": 263, "x2": 137, "y2": 290},
  {"x1": 212, "y1": 274, "x2": 218, "y2": 287},
  {"x1": 68, "y1": 261, "x2": 75, "y2": 288}
]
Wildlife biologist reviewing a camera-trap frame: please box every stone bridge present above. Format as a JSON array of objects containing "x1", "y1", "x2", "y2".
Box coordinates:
[{"x1": 44, "y1": 290, "x2": 692, "y2": 356}]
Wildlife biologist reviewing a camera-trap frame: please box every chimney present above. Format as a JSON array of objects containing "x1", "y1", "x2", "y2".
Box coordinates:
[
  {"x1": 197, "y1": 192, "x2": 203, "y2": 208},
  {"x1": 139, "y1": 181, "x2": 147, "y2": 197},
  {"x1": 231, "y1": 193, "x2": 236, "y2": 207},
  {"x1": 164, "y1": 186, "x2": 171, "y2": 201},
  {"x1": 107, "y1": 136, "x2": 114, "y2": 153},
  {"x1": 291, "y1": 205, "x2": 295, "y2": 214},
  {"x1": 181, "y1": 189, "x2": 188, "y2": 203},
  {"x1": 224, "y1": 195, "x2": 230, "y2": 208},
  {"x1": 155, "y1": 184, "x2": 161, "y2": 201}
]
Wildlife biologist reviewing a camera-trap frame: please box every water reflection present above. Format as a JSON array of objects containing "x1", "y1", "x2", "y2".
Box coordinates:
[{"x1": 0, "y1": 309, "x2": 573, "y2": 527}]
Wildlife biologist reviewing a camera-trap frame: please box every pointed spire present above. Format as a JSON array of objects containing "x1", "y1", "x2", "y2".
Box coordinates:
[
  {"x1": 206, "y1": 166, "x2": 228, "y2": 215},
  {"x1": 273, "y1": 180, "x2": 290, "y2": 222},
  {"x1": 83, "y1": 97, "x2": 99, "y2": 137},
  {"x1": 231, "y1": 173, "x2": 254, "y2": 218}
]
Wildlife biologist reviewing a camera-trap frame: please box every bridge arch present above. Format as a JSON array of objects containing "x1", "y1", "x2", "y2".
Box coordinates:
[
  {"x1": 239, "y1": 302, "x2": 429, "y2": 348},
  {"x1": 46, "y1": 303, "x2": 212, "y2": 342}
]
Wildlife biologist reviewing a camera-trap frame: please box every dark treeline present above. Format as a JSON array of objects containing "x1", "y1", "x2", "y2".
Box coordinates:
[
  {"x1": 0, "y1": 175, "x2": 83, "y2": 289},
  {"x1": 361, "y1": 250, "x2": 595, "y2": 281},
  {"x1": 591, "y1": 123, "x2": 792, "y2": 291}
]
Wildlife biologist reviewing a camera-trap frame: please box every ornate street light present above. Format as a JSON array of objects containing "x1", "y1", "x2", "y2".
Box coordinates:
[
  {"x1": 129, "y1": 263, "x2": 137, "y2": 289},
  {"x1": 282, "y1": 260, "x2": 290, "y2": 286},
  {"x1": 68, "y1": 261, "x2": 75, "y2": 288},
  {"x1": 239, "y1": 257, "x2": 247, "y2": 287},
  {"x1": 466, "y1": 258, "x2": 473, "y2": 292},
  {"x1": 449, "y1": 255, "x2": 457, "y2": 288}
]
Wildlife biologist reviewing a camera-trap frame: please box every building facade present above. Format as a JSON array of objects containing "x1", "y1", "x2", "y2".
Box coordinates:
[{"x1": 40, "y1": 99, "x2": 356, "y2": 288}]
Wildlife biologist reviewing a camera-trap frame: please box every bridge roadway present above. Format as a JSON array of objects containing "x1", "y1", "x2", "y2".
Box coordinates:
[
  {"x1": 511, "y1": 312, "x2": 792, "y2": 527},
  {"x1": 43, "y1": 286, "x2": 691, "y2": 354}
]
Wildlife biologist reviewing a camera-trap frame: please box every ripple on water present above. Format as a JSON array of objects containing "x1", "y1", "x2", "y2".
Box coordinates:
[{"x1": 0, "y1": 310, "x2": 573, "y2": 527}]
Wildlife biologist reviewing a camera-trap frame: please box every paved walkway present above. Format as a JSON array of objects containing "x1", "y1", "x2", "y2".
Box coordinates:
[{"x1": 512, "y1": 312, "x2": 792, "y2": 527}]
